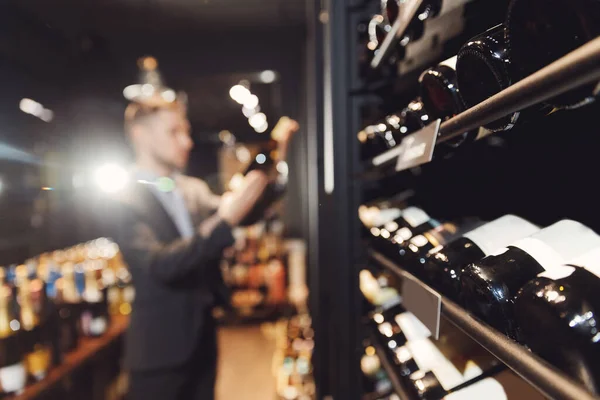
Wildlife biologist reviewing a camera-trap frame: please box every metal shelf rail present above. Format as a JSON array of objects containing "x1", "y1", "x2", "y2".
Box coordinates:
[
  {"x1": 371, "y1": 335, "x2": 416, "y2": 400},
  {"x1": 369, "y1": 250, "x2": 599, "y2": 400},
  {"x1": 368, "y1": 35, "x2": 600, "y2": 168}
]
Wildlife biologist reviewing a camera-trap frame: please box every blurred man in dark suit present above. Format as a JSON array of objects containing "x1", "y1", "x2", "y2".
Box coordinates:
[{"x1": 110, "y1": 98, "x2": 279, "y2": 400}]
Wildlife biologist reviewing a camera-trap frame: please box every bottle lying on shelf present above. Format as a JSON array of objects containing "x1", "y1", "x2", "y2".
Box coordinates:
[
  {"x1": 505, "y1": 0, "x2": 600, "y2": 110},
  {"x1": 422, "y1": 215, "x2": 539, "y2": 300},
  {"x1": 397, "y1": 219, "x2": 483, "y2": 279},
  {"x1": 361, "y1": 347, "x2": 394, "y2": 396},
  {"x1": 514, "y1": 247, "x2": 600, "y2": 394},
  {"x1": 406, "y1": 336, "x2": 506, "y2": 400},
  {"x1": 369, "y1": 206, "x2": 441, "y2": 261},
  {"x1": 419, "y1": 55, "x2": 480, "y2": 148},
  {"x1": 383, "y1": 0, "x2": 442, "y2": 55},
  {"x1": 0, "y1": 272, "x2": 26, "y2": 396},
  {"x1": 461, "y1": 220, "x2": 600, "y2": 340},
  {"x1": 359, "y1": 100, "x2": 429, "y2": 165},
  {"x1": 455, "y1": 24, "x2": 521, "y2": 133}
]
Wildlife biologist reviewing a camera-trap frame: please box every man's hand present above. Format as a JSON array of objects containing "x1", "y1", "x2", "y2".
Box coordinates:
[{"x1": 218, "y1": 171, "x2": 268, "y2": 226}]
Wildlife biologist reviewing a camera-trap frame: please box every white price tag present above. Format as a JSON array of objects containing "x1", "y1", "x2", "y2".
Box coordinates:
[
  {"x1": 395, "y1": 119, "x2": 440, "y2": 172},
  {"x1": 402, "y1": 274, "x2": 442, "y2": 339}
]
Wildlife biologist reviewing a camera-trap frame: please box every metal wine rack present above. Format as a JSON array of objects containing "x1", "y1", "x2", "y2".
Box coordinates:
[{"x1": 370, "y1": 250, "x2": 598, "y2": 400}]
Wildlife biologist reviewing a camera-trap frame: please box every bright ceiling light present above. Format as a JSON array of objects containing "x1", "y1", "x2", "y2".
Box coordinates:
[
  {"x1": 243, "y1": 94, "x2": 259, "y2": 109},
  {"x1": 260, "y1": 70, "x2": 277, "y2": 84},
  {"x1": 20, "y1": 98, "x2": 54, "y2": 122},
  {"x1": 94, "y1": 164, "x2": 129, "y2": 193},
  {"x1": 229, "y1": 85, "x2": 251, "y2": 104},
  {"x1": 248, "y1": 112, "x2": 267, "y2": 129},
  {"x1": 254, "y1": 121, "x2": 269, "y2": 133},
  {"x1": 242, "y1": 105, "x2": 258, "y2": 118}
]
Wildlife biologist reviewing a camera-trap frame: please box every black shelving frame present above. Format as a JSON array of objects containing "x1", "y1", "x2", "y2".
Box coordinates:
[{"x1": 306, "y1": 1, "x2": 600, "y2": 400}]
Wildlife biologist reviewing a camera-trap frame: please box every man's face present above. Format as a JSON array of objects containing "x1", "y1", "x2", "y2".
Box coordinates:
[{"x1": 136, "y1": 108, "x2": 193, "y2": 172}]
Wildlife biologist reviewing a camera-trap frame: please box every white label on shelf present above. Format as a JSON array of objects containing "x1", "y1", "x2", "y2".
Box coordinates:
[
  {"x1": 444, "y1": 377, "x2": 507, "y2": 400},
  {"x1": 512, "y1": 220, "x2": 600, "y2": 273},
  {"x1": 566, "y1": 247, "x2": 600, "y2": 279},
  {"x1": 439, "y1": 55, "x2": 457, "y2": 70},
  {"x1": 407, "y1": 338, "x2": 464, "y2": 390},
  {"x1": 396, "y1": 312, "x2": 431, "y2": 341},
  {"x1": 402, "y1": 207, "x2": 431, "y2": 228},
  {"x1": 0, "y1": 362, "x2": 26, "y2": 393},
  {"x1": 401, "y1": 274, "x2": 441, "y2": 339},
  {"x1": 462, "y1": 215, "x2": 539, "y2": 256},
  {"x1": 395, "y1": 119, "x2": 440, "y2": 172}
]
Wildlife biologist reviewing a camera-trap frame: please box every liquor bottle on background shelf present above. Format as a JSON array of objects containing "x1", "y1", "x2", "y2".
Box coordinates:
[
  {"x1": 505, "y1": 0, "x2": 600, "y2": 110},
  {"x1": 0, "y1": 271, "x2": 26, "y2": 395},
  {"x1": 16, "y1": 267, "x2": 52, "y2": 381},
  {"x1": 237, "y1": 116, "x2": 299, "y2": 226},
  {"x1": 461, "y1": 220, "x2": 600, "y2": 340},
  {"x1": 422, "y1": 215, "x2": 539, "y2": 300},
  {"x1": 419, "y1": 56, "x2": 480, "y2": 147},
  {"x1": 55, "y1": 263, "x2": 80, "y2": 354},
  {"x1": 514, "y1": 248, "x2": 600, "y2": 393},
  {"x1": 38, "y1": 261, "x2": 63, "y2": 366},
  {"x1": 80, "y1": 261, "x2": 109, "y2": 337}
]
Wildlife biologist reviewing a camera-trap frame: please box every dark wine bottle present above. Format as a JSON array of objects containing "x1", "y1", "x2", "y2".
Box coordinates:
[
  {"x1": 56, "y1": 263, "x2": 80, "y2": 354},
  {"x1": 399, "y1": 220, "x2": 483, "y2": 279},
  {"x1": 461, "y1": 220, "x2": 600, "y2": 340},
  {"x1": 506, "y1": 0, "x2": 600, "y2": 109},
  {"x1": 384, "y1": 0, "x2": 442, "y2": 43},
  {"x1": 238, "y1": 117, "x2": 298, "y2": 226},
  {"x1": 419, "y1": 56, "x2": 481, "y2": 147},
  {"x1": 514, "y1": 248, "x2": 600, "y2": 393},
  {"x1": 456, "y1": 24, "x2": 520, "y2": 132},
  {"x1": 358, "y1": 119, "x2": 403, "y2": 161},
  {"x1": 406, "y1": 336, "x2": 505, "y2": 400},
  {"x1": 422, "y1": 215, "x2": 539, "y2": 300},
  {"x1": 0, "y1": 272, "x2": 26, "y2": 395},
  {"x1": 370, "y1": 206, "x2": 441, "y2": 261},
  {"x1": 16, "y1": 267, "x2": 52, "y2": 381}
]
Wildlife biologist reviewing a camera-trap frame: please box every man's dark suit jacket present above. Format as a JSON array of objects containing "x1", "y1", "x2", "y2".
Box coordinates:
[{"x1": 108, "y1": 181, "x2": 234, "y2": 371}]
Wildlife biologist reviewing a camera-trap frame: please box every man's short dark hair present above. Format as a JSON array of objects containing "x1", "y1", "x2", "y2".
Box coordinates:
[{"x1": 124, "y1": 101, "x2": 183, "y2": 133}]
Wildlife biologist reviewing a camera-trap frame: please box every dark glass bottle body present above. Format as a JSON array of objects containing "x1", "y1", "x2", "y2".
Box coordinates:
[
  {"x1": 506, "y1": 0, "x2": 600, "y2": 109},
  {"x1": 515, "y1": 267, "x2": 600, "y2": 393},
  {"x1": 423, "y1": 237, "x2": 487, "y2": 300},
  {"x1": 460, "y1": 246, "x2": 546, "y2": 339},
  {"x1": 419, "y1": 56, "x2": 478, "y2": 147},
  {"x1": 400, "y1": 220, "x2": 483, "y2": 279},
  {"x1": 461, "y1": 220, "x2": 600, "y2": 340},
  {"x1": 422, "y1": 215, "x2": 539, "y2": 300},
  {"x1": 358, "y1": 119, "x2": 403, "y2": 161},
  {"x1": 384, "y1": 0, "x2": 442, "y2": 44},
  {"x1": 456, "y1": 24, "x2": 518, "y2": 132}
]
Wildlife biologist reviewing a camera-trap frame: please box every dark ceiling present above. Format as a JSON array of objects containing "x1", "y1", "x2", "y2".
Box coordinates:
[{"x1": 1, "y1": 0, "x2": 307, "y2": 150}]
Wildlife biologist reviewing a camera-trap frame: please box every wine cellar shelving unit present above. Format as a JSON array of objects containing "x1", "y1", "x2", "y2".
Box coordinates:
[{"x1": 305, "y1": 0, "x2": 600, "y2": 399}]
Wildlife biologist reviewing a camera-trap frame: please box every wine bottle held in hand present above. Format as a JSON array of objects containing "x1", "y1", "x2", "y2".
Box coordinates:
[
  {"x1": 237, "y1": 116, "x2": 299, "y2": 226},
  {"x1": 514, "y1": 248, "x2": 600, "y2": 393}
]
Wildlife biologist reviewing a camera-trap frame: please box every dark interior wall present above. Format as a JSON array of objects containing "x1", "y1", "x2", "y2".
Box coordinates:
[{"x1": 0, "y1": 1, "x2": 309, "y2": 261}]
